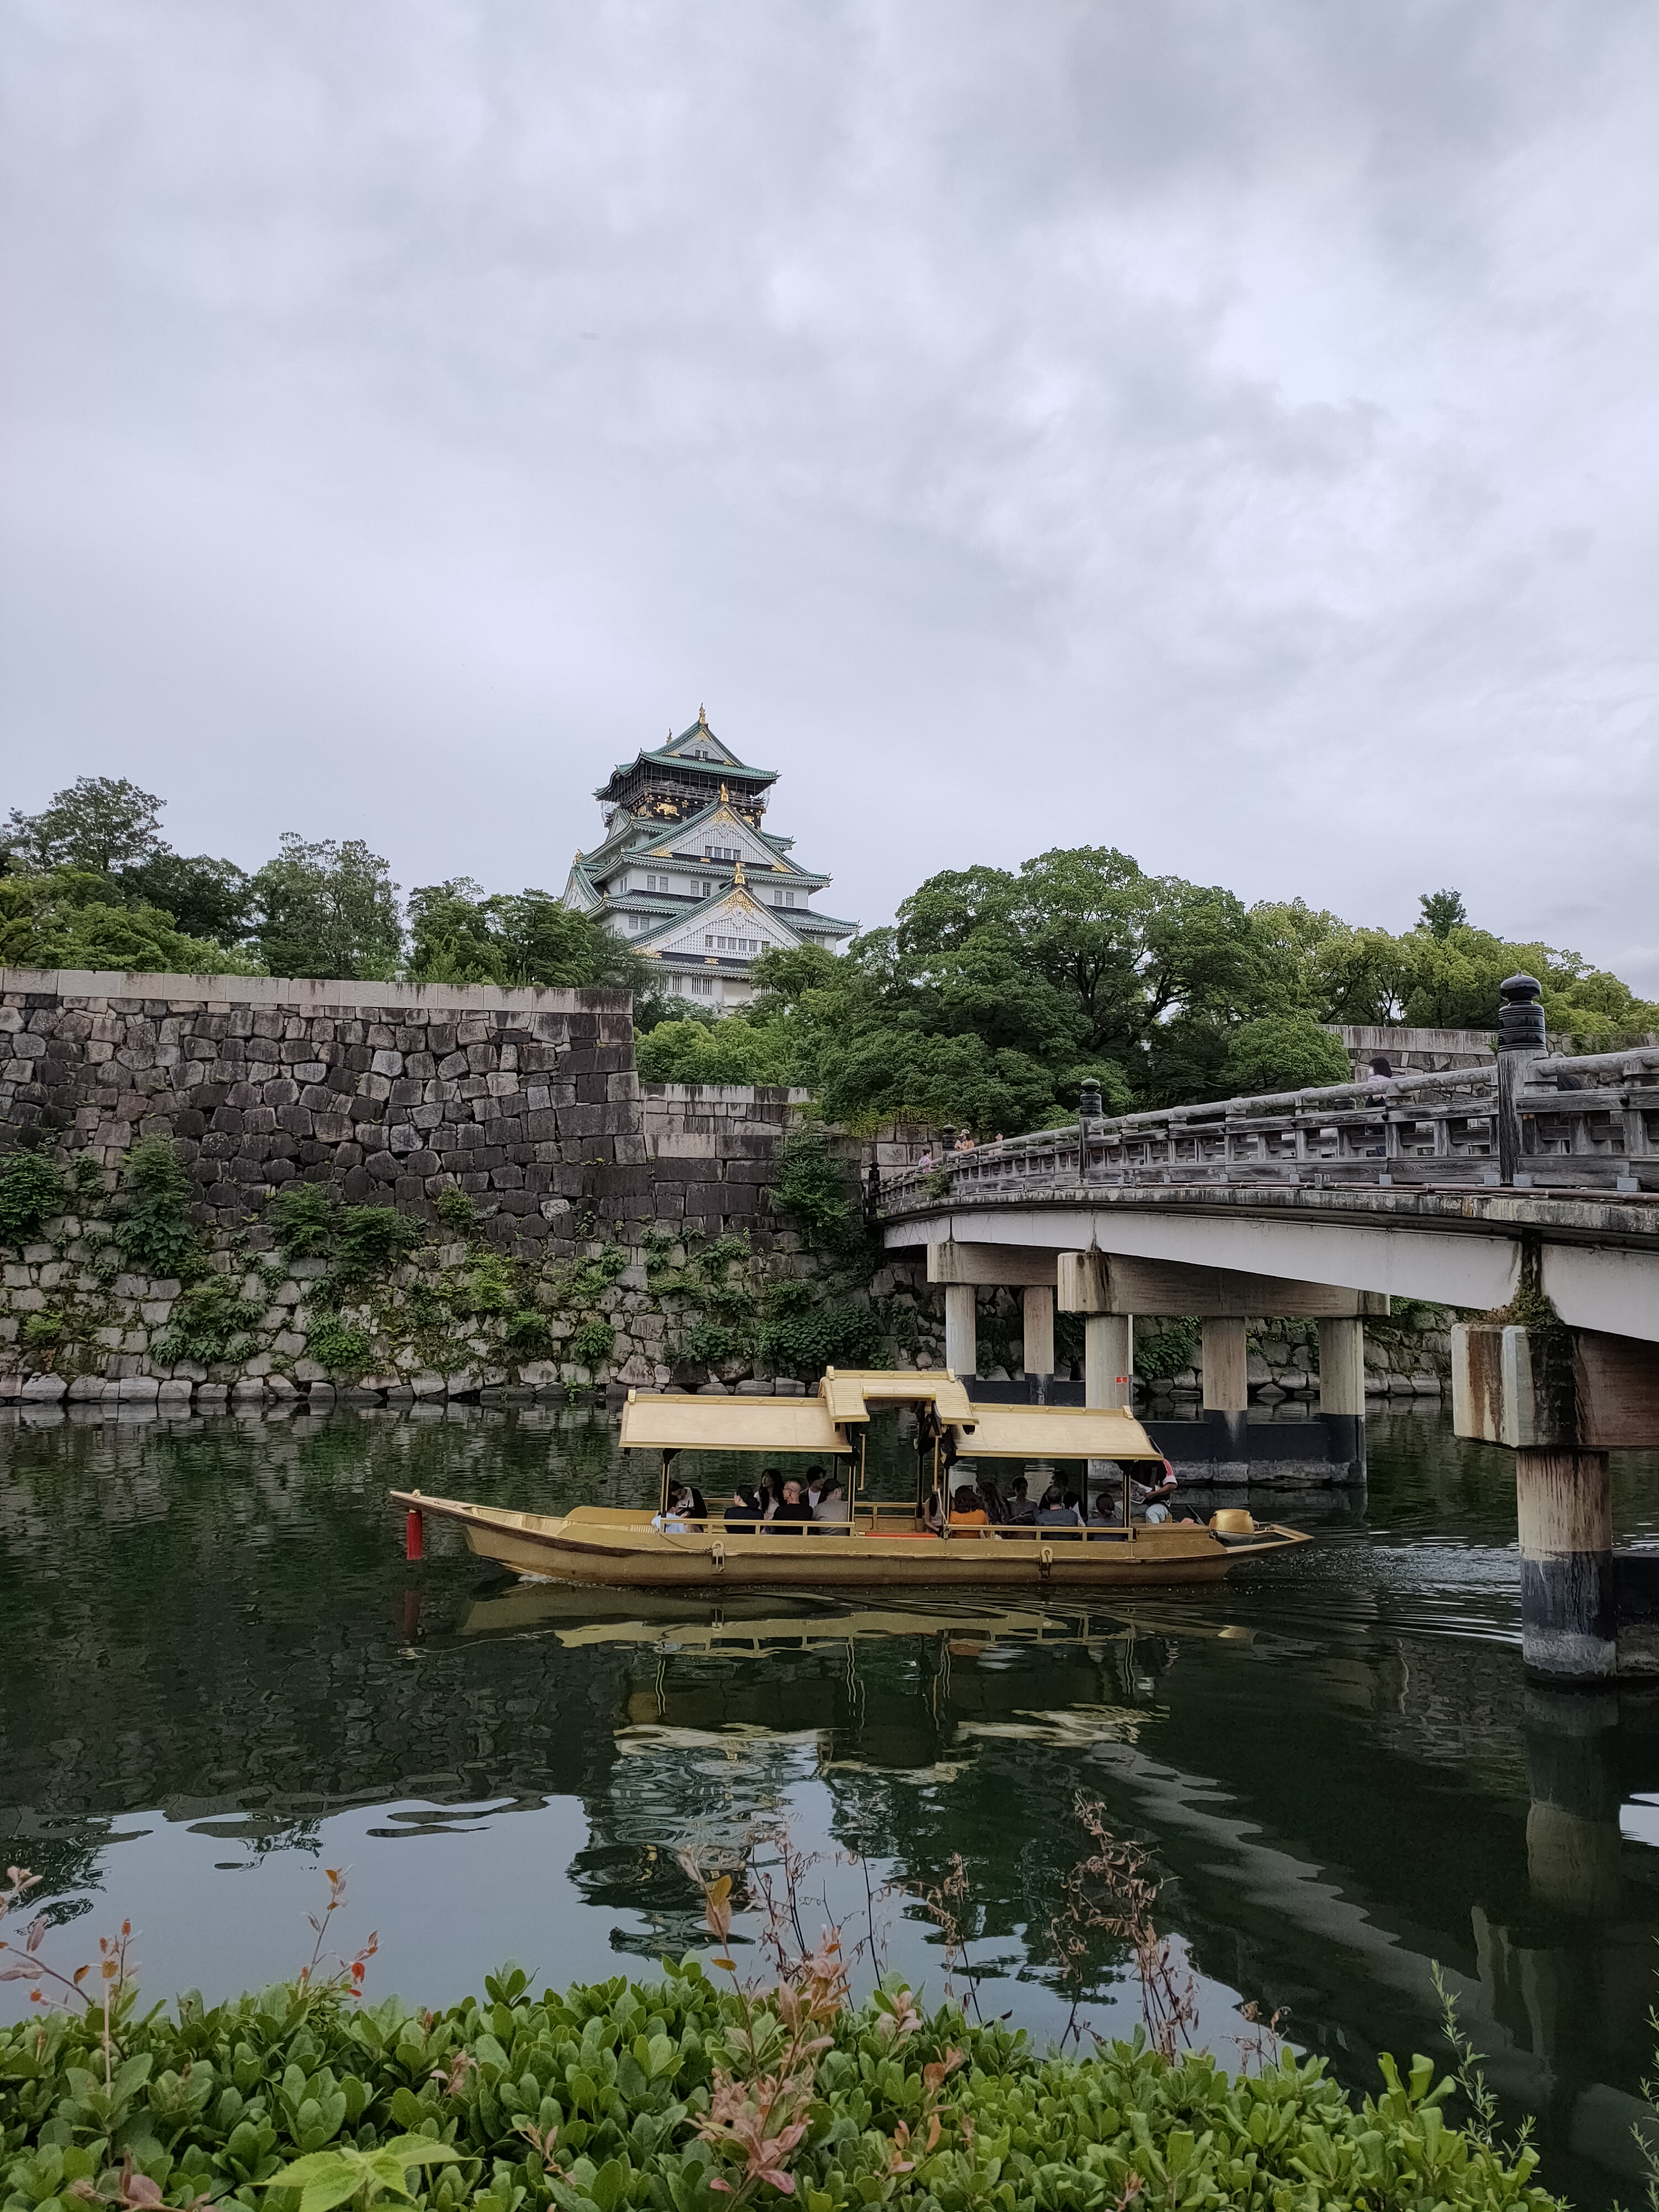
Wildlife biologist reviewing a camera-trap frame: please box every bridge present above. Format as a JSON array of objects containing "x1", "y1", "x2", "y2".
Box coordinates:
[{"x1": 872, "y1": 978, "x2": 1659, "y2": 1685}]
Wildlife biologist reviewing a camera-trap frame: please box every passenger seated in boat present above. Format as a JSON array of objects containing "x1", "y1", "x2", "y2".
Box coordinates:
[
  {"x1": 948, "y1": 1484, "x2": 989, "y2": 1528},
  {"x1": 977, "y1": 1475, "x2": 1010, "y2": 1525},
  {"x1": 759, "y1": 1468, "x2": 784, "y2": 1521},
  {"x1": 813, "y1": 1472, "x2": 850, "y2": 1524},
  {"x1": 805, "y1": 1465, "x2": 827, "y2": 1509},
  {"x1": 1003, "y1": 1476, "x2": 1038, "y2": 1526},
  {"x1": 771, "y1": 1479, "x2": 814, "y2": 1531},
  {"x1": 651, "y1": 1487, "x2": 692, "y2": 1533},
  {"x1": 1096, "y1": 1467, "x2": 1177, "y2": 1524},
  {"x1": 680, "y1": 1483, "x2": 708, "y2": 1522},
  {"x1": 1035, "y1": 1485, "x2": 1081, "y2": 1527},
  {"x1": 725, "y1": 1483, "x2": 764, "y2": 1529}
]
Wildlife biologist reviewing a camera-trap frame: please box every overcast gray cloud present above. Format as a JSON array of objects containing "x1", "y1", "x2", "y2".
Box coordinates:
[{"x1": 2, "y1": 0, "x2": 1655, "y2": 983}]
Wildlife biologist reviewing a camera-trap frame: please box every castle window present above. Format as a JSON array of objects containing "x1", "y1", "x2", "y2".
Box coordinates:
[
  {"x1": 703, "y1": 843, "x2": 739, "y2": 862},
  {"x1": 772, "y1": 889, "x2": 796, "y2": 907},
  {"x1": 705, "y1": 934, "x2": 760, "y2": 954}
]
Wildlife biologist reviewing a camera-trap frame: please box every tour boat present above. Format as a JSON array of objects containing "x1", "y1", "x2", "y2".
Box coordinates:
[{"x1": 390, "y1": 1370, "x2": 1311, "y2": 1591}]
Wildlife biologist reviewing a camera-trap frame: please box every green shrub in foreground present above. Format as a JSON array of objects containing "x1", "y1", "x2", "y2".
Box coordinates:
[{"x1": 0, "y1": 1959, "x2": 1558, "y2": 2212}]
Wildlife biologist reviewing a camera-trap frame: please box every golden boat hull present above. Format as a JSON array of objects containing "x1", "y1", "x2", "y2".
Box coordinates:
[{"x1": 390, "y1": 1494, "x2": 1309, "y2": 1589}]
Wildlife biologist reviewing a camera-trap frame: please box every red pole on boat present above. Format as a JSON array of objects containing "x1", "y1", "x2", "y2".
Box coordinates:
[{"x1": 405, "y1": 1507, "x2": 424, "y2": 1561}]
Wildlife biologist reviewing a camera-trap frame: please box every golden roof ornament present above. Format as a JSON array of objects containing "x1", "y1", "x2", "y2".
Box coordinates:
[{"x1": 733, "y1": 858, "x2": 746, "y2": 886}]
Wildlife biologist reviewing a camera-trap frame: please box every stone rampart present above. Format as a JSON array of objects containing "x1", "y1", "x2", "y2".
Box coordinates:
[
  {"x1": 0, "y1": 969, "x2": 866, "y2": 1253},
  {"x1": 0, "y1": 969, "x2": 949, "y2": 1406}
]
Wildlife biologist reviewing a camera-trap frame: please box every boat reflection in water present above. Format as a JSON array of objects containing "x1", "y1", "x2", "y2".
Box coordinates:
[{"x1": 442, "y1": 1573, "x2": 1659, "y2": 2206}]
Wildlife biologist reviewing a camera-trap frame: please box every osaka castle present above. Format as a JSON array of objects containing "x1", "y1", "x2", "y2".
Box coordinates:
[{"x1": 561, "y1": 709, "x2": 858, "y2": 1008}]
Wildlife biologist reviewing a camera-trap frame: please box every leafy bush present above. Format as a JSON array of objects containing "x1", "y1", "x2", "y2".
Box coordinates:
[
  {"x1": 453, "y1": 1253, "x2": 518, "y2": 1318},
  {"x1": 757, "y1": 1280, "x2": 887, "y2": 1379},
  {"x1": 680, "y1": 1320, "x2": 745, "y2": 1368},
  {"x1": 152, "y1": 1279, "x2": 269, "y2": 1365},
  {"x1": 113, "y1": 1138, "x2": 200, "y2": 1278},
  {"x1": 307, "y1": 1321, "x2": 372, "y2": 1374},
  {"x1": 0, "y1": 1947, "x2": 1558, "y2": 2212},
  {"x1": 566, "y1": 1316, "x2": 615, "y2": 1369},
  {"x1": 773, "y1": 1125, "x2": 865, "y2": 1259},
  {"x1": 564, "y1": 1245, "x2": 630, "y2": 1303},
  {"x1": 435, "y1": 1185, "x2": 477, "y2": 1234},
  {"x1": 0, "y1": 1145, "x2": 65, "y2": 1244},
  {"x1": 335, "y1": 1206, "x2": 424, "y2": 1280},
  {"x1": 267, "y1": 1182, "x2": 340, "y2": 1256},
  {"x1": 20, "y1": 1310, "x2": 67, "y2": 1355},
  {"x1": 1135, "y1": 1315, "x2": 1201, "y2": 1381},
  {"x1": 503, "y1": 1308, "x2": 551, "y2": 1358}
]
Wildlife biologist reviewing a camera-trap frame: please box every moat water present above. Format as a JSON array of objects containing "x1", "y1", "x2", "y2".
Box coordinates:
[{"x1": 3, "y1": 1402, "x2": 1658, "y2": 2206}]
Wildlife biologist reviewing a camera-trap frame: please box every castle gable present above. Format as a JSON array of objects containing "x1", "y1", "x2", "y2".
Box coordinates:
[
  {"x1": 649, "y1": 800, "x2": 789, "y2": 874},
  {"x1": 644, "y1": 884, "x2": 804, "y2": 962}
]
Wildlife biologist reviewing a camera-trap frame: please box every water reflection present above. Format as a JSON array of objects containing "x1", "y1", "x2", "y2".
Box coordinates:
[{"x1": 3, "y1": 1403, "x2": 1658, "y2": 2206}]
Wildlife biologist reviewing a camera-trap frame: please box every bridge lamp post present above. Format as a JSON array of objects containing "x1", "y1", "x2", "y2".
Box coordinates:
[{"x1": 1497, "y1": 973, "x2": 1546, "y2": 1186}]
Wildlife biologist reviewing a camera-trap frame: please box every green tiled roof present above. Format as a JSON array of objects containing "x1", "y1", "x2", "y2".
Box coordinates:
[{"x1": 598, "y1": 716, "x2": 777, "y2": 792}]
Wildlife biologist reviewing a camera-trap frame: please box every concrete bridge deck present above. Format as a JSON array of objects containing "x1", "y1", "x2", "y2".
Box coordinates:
[{"x1": 876, "y1": 1044, "x2": 1659, "y2": 1340}]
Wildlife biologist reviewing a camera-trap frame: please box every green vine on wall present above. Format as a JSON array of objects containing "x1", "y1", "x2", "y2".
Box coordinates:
[{"x1": 1134, "y1": 1316, "x2": 1202, "y2": 1381}]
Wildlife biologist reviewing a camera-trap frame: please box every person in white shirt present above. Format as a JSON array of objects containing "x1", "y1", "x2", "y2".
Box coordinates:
[{"x1": 813, "y1": 1472, "x2": 851, "y2": 1524}]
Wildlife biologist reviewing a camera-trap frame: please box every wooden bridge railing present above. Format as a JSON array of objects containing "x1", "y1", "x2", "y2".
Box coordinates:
[{"x1": 875, "y1": 1043, "x2": 1659, "y2": 1214}]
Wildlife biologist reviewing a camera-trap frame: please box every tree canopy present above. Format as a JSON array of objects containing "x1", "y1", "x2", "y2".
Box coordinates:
[
  {"x1": 0, "y1": 869, "x2": 248, "y2": 975},
  {"x1": 692, "y1": 855, "x2": 1658, "y2": 1135},
  {"x1": 250, "y1": 834, "x2": 404, "y2": 981},
  {"x1": 4, "y1": 775, "x2": 167, "y2": 875},
  {"x1": 406, "y1": 878, "x2": 644, "y2": 993}
]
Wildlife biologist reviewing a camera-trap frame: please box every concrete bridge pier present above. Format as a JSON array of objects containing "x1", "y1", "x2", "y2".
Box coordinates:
[
  {"x1": 1083, "y1": 1313, "x2": 1134, "y2": 1411},
  {"x1": 1318, "y1": 1316, "x2": 1367, "y2": 1479},
  {"x1": 1454, "y1": 1321, "x2": 1657, "y2": 1682},
  {"x1": 1023, "y1": 1286, "x2": 1055, "y2": 1404},
  {"x1": 1516, "y1": 1449, "x2": 1616, "y2": 1682},
  {"x1": 943, "y1": 1284, "x2": 976, "y2": 1380},
  {"x1": 1201, "y1": 1318, "x2": 1249, "y2": 1475}
]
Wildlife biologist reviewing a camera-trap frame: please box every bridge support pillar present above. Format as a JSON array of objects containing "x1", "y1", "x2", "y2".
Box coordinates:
[
  {"x1": 1517, "y1": 1448, "x2": 1615, "y2": 1683},
  {"x1": 1318, "y1": 1316, "x2": 1367, "y2": 1478},
  {"x1": 1084, "y1": 1314, "x2": 1134, "y2": 1410},
  {"x1": 943, "y1": 1286, "x2": 977, "y2": 1383},
  {"x1": 1201, "y1": 1317, "x2": 1249, "y2": 1470},
  {"x1": 1023, "y1": 1286, "x2": 1055, "y2": 1404}
]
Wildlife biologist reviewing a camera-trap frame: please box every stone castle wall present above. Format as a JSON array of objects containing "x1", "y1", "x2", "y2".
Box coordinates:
[
  {"x1": 0, "y1": 969, "x2": 940, "y2": 1408},
  {"x1": 0, "y1": 968, "x2": 916, "y2": 1253}
]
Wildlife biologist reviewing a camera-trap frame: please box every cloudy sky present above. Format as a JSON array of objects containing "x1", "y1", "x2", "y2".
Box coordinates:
[{"x1": 2, "y1": 1, "x2": 1655, "y2": 984}]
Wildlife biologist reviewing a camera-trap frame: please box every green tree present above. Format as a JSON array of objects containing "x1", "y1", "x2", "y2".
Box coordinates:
[
  {"x1": 253, "y1": 834, "x2": 403, "y2": 980},
  {"x1": 406, "y1": 879, "x2": 648, "y2": 992},
  {"x1": 0, "y1": 870, "x2": 251, "y2": 975},
  {"x1": 1419, "y1": 888, "x2": 1469, "y2": 940},
  {"x1": 1220, "y1": 1015, "x2": 1353, "y2": 1095},
  {"x1": 4, "y1": 775, "x2": 165, "y2": 874},
  {"x1": 753, "y1": 848, "x2": 1279, "y2": 1129},
  {"x1": 635, "y1": 1016, "x2": 796, "y2": 1086},
  {"x1": 118, "y1": 850, "x2": 253, "y2": 947}
]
